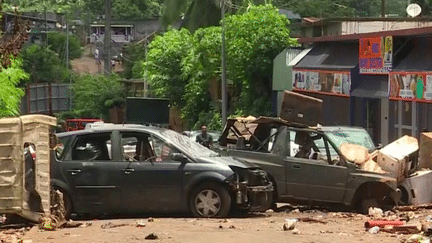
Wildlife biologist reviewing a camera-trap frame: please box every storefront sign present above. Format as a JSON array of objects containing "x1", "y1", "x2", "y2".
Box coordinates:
[
  {"x1": 389, "y1": 72, "x2": 432, "y2": 102},
  {"x1": 359, "y1": 36, "x2": 392, "y2": 74},
  {"x1": 292, "y1": 69, "x2": 351, "y2": 96}
]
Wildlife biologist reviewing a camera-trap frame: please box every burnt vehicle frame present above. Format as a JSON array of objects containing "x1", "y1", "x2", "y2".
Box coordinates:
[
  {"x1": 214, "y1": 117, "x2": 401, "y2": 213},
  {"x1": 51, "y1": 124, "x2": 273, "y2": 218}
]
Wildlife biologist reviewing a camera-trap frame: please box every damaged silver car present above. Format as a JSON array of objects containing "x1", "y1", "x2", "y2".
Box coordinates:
[{"x1": 51, "y1": 123, "x2": 273, "y2": 218}]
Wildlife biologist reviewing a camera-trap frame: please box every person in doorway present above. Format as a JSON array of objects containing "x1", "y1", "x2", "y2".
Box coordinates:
[{"x1": 196, "y1": 124, "x2": 213, "y2": 148}]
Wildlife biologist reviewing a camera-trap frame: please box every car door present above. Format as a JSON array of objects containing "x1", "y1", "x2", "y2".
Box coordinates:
[
  {"x1": 58, "y1": 132, "x2": 123, "y2": 214},
  {"x1": 285, "y1": 130, "x2": 348, "y2": 202},
  {"x1": 118, "y1": 132, "x2": 184, "y2": 213}
]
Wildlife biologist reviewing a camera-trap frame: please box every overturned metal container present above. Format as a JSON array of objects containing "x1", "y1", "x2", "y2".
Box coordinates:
[{"x1": 0, "y1": 115, "x2": 57, "y2": 222}]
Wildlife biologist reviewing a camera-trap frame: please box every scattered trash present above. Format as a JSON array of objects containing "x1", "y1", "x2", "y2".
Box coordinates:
[
  {"x1": 229, "y1": 225, "x2": 235, "y2": 229},
  {"x1": 297, "y1": 217, "x2": 327, "y2": 224},
  {"x1": 292, "y1": 229, "x2": 300, "y2": 234},
  {"x1": 368, "y1": 226, "x2": 380, "y2": 234},
  {"x1": 269, "y1": 220, "x2": 275, "y2": 223},
  {"x1": 219, "y1": 219, "x2": 231, "y2": 223},
  {"x1": 40, "y1": 217, "x2": 57, "y2": 231},
  {"x1": 145, "y1": 233, "x2": 158, "y2": 240},
  {"x1": 219, "y1": 225, "x2": 223, "y2": 229},
  {"x1": 368, "y1": 207, "x2": 383, "y2": 217},
  {"x1": 422, "y1": 222, "x2": 432, "y2": 236},
  {"x1": 364, "y1": 220, "x2": 404, "y2": 228},
  {"x1": 283, "y1": 219, "x2": 298, "y2": 231},
  {"x1": 80, "y1": 222, "x2": 92, "y2": 228},
  {"x1": 62, "y1": 220, "x2": 83, "y2": 228},
  {"x1": 1, "y1": 214, "x2": 7, "y2": 224},
  {"x1": 265, "y1": 209, "x2": 274, "y2": 214},
  {"x1": 291, "y1": 209, "x2": 300, "y2": 214},
  {"x1": 148, "y1": 217, "x2": 155, "y2": 222},
  {"x1": 380, "y1": 225, "x2": 421, "y2": 234},
  {"x1": 405, "y1": 234, "x2": 430, "y2": 243},
  {"x1": 101, "y1": 222, "x2": 129, "y2": 229},
  {"x1": 136, "y1": 220, "x2": 146, "y2": 227}
]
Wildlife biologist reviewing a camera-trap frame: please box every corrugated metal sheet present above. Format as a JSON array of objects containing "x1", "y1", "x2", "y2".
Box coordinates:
[
  {"x1": 294, "y1": 42, "x2": 358, "y2": 70},
  {"x1": 393, "y1": 37, "x2": 432, "y2": 71}
]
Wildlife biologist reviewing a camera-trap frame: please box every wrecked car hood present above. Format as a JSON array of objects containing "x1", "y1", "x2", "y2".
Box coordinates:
[{"x1": 197, "y1": 156, "x2": 259, "y2": 169}]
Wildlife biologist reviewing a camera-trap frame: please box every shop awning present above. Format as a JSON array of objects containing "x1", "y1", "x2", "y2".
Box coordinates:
[
  {"x1": 393, "y1": 37, "x2": 432, "y2": 71},
  {"x1": 294, "y1": 42, "x2": 358, "y2": 70}
]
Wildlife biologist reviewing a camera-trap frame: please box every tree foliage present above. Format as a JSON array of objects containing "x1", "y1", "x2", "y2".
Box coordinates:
[
  {"x1": 181, "y1": 26, "x2": 221, "y2": 128},
  {"x1": 142, "y1": 28, "x2": 193, "y2": 107},
  {"x1": 144, "y1": 4, "x2": 295, "y2": 128},
  {"x1": 71, "y1": 74, "x2": 125, "y2": 120},
  {"x1": 0, "y1": 58, "x2": 29, "y2": 116},
  {"x1": 82, "y1": 0, "x2": 164, "y2": 20},
  {"x1": 225, "y1": 4, "x2": 296, "y2": 116},
  {"x1": 20, "y1": 44, "x2": 69, "y2": 83},
  {"x1": 47, "y1": 32, "x2": 83, "y2": 61}
]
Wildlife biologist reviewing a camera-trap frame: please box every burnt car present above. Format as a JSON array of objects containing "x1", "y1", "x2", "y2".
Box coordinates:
[
  {"x1": 214, "y1": 117, "x2": 401, "y2": 213},
  {"x1": 51, "y1": 123, "x2": 273, "y2": 218}
]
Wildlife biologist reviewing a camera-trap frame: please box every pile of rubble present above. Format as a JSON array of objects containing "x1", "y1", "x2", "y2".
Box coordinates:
[{"x1": 341, "y1": 133, "x2": 432, "y2": 206}]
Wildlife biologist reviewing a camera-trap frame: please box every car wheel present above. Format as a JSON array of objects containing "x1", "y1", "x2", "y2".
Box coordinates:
[
  {"x1": 189, "y1": 183, "x2": 231, "y2": 218},
  {"x1": 360, "y1": 198, "x2": 379, "y2": 215}
]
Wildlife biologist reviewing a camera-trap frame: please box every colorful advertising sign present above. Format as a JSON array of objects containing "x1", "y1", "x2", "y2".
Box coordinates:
[
  {"x1": 292, "y1": 69, "x2": 351, "y2": 96},
  {"x1": 359, "y1": 36, "x2": 392, "y2": 74},
  {"x1": 389, "y1": 72, "x2": 432, "y2": 102}
]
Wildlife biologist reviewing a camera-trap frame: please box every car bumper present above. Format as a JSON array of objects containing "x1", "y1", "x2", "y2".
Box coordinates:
[{"x1": 236, "y1": 182, "x2": 273, "y2": 212}]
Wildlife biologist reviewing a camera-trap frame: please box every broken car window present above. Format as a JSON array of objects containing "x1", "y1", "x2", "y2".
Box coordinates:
[{"x1": 71, "y1": 133, "x2": 112, "y2": 161}]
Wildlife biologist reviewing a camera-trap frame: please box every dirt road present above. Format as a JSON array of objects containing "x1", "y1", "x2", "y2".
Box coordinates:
[{"x1": 3, "y1": 205, "x2": 428, "y2": 243}]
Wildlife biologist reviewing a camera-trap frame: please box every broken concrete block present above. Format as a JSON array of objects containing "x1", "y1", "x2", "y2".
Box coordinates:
[
  {"x1": 377, "y1": 135, "x2": 418, "y2": 182},
  {"x1": 419, "y1": 132, "x2": 432, "y2": 169},
  {"x1": 339, "y1": 143, "x2": 369, "y2": 164}
]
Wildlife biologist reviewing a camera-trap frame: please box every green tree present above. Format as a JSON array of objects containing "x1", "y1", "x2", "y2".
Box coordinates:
[
  {"x1": 20, "y1": 44, "x2": 69, "y2": 83},
  {"x1": 71, "y1": 74, "x2": 125, "y2": 120},
  {"x1": 0, "y1": 58, "x2": 29, "y2": 116},
  {"x1": 47, "y1": 32, "x2": 83, "y2": 62},
  {"x1": 181, "y1": 26, "x2": 222, "y2": 128},
  {"x1": 142, "y1": 28, "x2": 193, "y2": 107},
  {"x1": 143, "y1": 4, "x2": 295, "y2": 127},
  {"x1": 225, "y1": 4, "x2": 296, "y2": 116},
  {"x1": 82, "y1": 0, "x2": 164, "y2": 20}
]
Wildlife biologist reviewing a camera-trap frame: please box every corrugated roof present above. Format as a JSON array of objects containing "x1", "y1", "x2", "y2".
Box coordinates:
[
  {"x1": 294, "y1": 42, "x2": 358, "y2": 70},
  {"x1": 393, "y1": 37, "x2": 432, "y2": 71}
]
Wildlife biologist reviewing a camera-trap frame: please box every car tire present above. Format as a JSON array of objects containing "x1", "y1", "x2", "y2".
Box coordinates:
[
  {"x1": 360, "y1": 198, "x2": 379, "y2": 215},
  {"x1": 189, "y1": 183, "x2": 231, "y2": 218}
]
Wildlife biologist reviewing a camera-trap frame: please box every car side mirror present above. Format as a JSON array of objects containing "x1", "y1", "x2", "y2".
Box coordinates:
[{"x1": 171, "y1": 153, "x2": 188, "y2": 163}]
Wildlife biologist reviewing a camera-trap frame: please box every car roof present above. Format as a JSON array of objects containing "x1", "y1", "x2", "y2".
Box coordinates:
[{"x1": 56, "y1": 123, "x2": 167, "y2": 137}]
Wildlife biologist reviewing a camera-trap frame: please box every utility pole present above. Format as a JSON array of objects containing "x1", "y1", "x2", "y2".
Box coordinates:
[
  {"x1": 381, "y1": 0, "x2": 386, "y2": 17},
  {"x1": 104, "y1": 0, "x2": 112, "y2": 76},
  {"x1": 221, "y1": 0, "x2": 227, "y2": 127},
  {"x1": 66, "y1": 12, "x2": 71, "y2": 110}
]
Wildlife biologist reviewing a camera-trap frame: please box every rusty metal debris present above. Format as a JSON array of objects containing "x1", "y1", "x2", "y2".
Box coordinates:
[
  {"x1": 297, "y1": 217, "x2": 327, "y2": 224},
  {"x1": 100, "y1": 222, "x2": 129, "y2": 229}
]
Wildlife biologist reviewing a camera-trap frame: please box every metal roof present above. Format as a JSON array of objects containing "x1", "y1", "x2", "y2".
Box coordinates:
[
  {"x1": 298, "y1": 26, "x2": 432, "y2": 44},
  {"x1": 294, "y1": 42, "x2": 358, "y2": 70}
]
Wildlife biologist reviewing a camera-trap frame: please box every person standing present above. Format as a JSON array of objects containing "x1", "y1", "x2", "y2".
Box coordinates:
[{"x1": 196, "y1": 125, "x2": 213, "y2": 148}]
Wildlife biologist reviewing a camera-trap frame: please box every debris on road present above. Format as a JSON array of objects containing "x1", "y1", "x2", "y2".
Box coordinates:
[
  {"x1": 283, "y1": 219, "x2": 298, "y2": 231},
  {"x1": 145, "y1": 233, "x2": 158, "y2": 240},
  {"x1": 368, "y1": 207, "x2": 384, "y2": 217},
  {"x1": 229, "y1": 225, "x2": 236, "y2": 229},
  {"x1": 297, "y1": 217, "x2": 327, "y2": 224},
  {"x1": 380, "y1": 225, "x2": 421, "y2": 234},
  {"x1": 364, "y1": 220, "x2": 404, "y2": 228},
  {"x1": 368, "y1": 226, "x2": 380, "y2": 234},
  {"x1": 136, "y1": 220, "x2": 146, "y2": 227},
  {"x1": 100, "y1": 222, "x2": 129, "y2": 229},
  {"x1": 405, "y1": 234, "x2": 430, "y2": 243},
  {"x1": 148, "y1": 217, "x2": 155, "y2": 222}
]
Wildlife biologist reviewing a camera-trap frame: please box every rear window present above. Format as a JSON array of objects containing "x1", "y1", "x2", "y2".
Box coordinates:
[{"x1": 55, "y1": 136, "x2": 71, "y2": 160}]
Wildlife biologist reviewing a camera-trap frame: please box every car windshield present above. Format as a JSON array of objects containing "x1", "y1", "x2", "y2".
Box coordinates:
[
  {"x1": 161, "y1": 129, "x2": 219, "y2": 157},
  {"x1": 324, "y1": 128, "x2": 375, "y2": 152}
]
